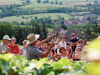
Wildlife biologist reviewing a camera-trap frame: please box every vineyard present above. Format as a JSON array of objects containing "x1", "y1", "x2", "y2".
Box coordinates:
[
  {"x1": 0, "y1": 39, "x2": 100, "y2": 75},
  {"x1": 0, "y1": 53, "x2": 100, "y2": 75}
]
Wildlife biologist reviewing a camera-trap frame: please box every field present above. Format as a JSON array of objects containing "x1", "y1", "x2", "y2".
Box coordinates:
[
  {"x1": 0, "y1": 0, "x2": 98, "y2": 23},
  {"x1": 0, "y1": 13, "x2": 74, "y2": 22},
  {"x1": 0, "y1": 0, "x2": 21, "y2": 5},
  {"x1": 78, "y1": 12, "x2": 90, "y2": 15},
  {"x1": 19, "y1": 3, "x2": 68, "y2": 9},
  {"x1": 1, "y1": 0, "x2": 100, "y2": 6},
  {"x1": 3, "y1": 0, "x2": 95, "y2": 3},
  {"x1": 68, "y1": 2, "x2": 89, "y2": 6},
  {"x1": 47, "y1": 28, "x2": 53, "y2": 31}
]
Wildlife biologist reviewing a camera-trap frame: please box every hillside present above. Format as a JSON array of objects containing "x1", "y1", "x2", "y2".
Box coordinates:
[
  {"x1": 0, "y1": 0, "x2": 22, "y2": 5},
  {"x1": 1, "y1": 0, "x2": 100, "y2": 6},
  {"x1": 0, "y1": 13, "x2": 74, "y2": 22}
]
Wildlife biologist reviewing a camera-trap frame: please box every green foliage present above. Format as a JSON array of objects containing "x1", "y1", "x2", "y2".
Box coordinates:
[
  {"x1": 0, "y1": 54, "x2": 100, "y2": 75},
  {"x1": 60, "y1": 2, "x2": 62, "y2": 5},
  {"x1": 92, "y1": 15, "x2": 98, "y2": 19},
  {"x1": 46, "y1": 24, "x2": 54, "y2": 28},
  {"x1": 35, "y1": 23, "x2": 41, "y2": 35},
  {"x1": 83, "y1": 26, "x2": 92, "y2": 41},
  {"x1": 0, "y1": 22, "x2": 14, "y2": 40},
  {"x1": 26, "y1": 0, "x2": 30, "y2": 4},
  {"x1": 0, "y1": 21, "x2": 47, "y2": 44},
  {"x1": 42, "y1": 21, "x2": 47, "y2": 40},
  {"x1": 37, "y1": 0, "x2": 41, "y2": 3},
  {"x1": 60, "y1": 25, "x2": 67, "y2": 30},
  {"x1": 51, "y1": 1, "x2": 54, "y2": 4}
]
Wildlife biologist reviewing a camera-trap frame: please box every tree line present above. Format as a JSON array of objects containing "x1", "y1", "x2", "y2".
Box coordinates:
[
  {"x1": 75, "y1": 4, "x2": 100, "y2": 15},
  {"x1": 0, "y1": 21, "x2": 47, "y2": 45},
  {"x1": 1, "y1": 2, "x2": 100, "y2": 18},
  {"x1": 0, "y1": 3, "x2": 89, "y2": 18}
]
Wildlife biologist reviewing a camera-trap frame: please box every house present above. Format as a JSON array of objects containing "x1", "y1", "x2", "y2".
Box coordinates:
[
  {"x1": 48, "y1": 28, "x2": 66, "y2": 39},
  {"x1": 82, "y1": 14, "x2": 95, "y2": 18},
  {"x1": 70, "y1": 12, "x2": 79, "y2": 16},
  {"x1": 77, "y1": 16, "x2": 86, "y2": 21},
  {"x1": 78, "y1": 21, "x2": 89, "y2": 25},
  {"x1": 65, "y1": 29, "x2": 84, "y2": 42}
]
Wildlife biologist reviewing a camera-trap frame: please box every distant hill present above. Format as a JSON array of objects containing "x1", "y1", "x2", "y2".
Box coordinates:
[
  {"x1": 0, "y1": 0, "x2": 22, "y2": 5},
  {"x1": 1, "y1": 0, "x2": 100, "y2": 6}
]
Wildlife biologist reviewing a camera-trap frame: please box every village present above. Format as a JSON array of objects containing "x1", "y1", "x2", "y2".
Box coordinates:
[{"x1": 52, "y1": 13, "x2": 100, "y2": 26}]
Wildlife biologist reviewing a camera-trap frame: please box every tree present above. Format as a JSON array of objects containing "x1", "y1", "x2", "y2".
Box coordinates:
[
  {"x1": 42, "y1": 21, "x2": 47, "y2": 40},
  {"x1": 43, "y1": 1, "x2": 46, "y2": 4},
  {"x1": 14, "y1": 25, "x2": 22, "y2": 44},
  {"x1": 83, "y1": 26, "x2": 92, "y2": 41},
  {"x1": 86, "y1": 0, "x2": 88, "y2": 2},
  {"x1": 41, "y1": 18, "x2": 43, "y2": 22},
  {"x1": 61, "y1": 17, "x2": 64, "y2": 20},
  {"x1": 0, "y1": 22, "x2": 14, "y2": 39},
  {"x1": 87, "y1": 17, "x2": 90, "y2": 22},
  {"x1": 26, "y1": 0, "x2": 30, "y2": 4},
  {"x1": 51, "y1": 1, "x2": 54, "y2": 4},
  {"x1": 9, "y1": 5, "x2": 12, "y2": 10},
  {"x1": 22, "y1": 16, "x2": 24, "y2": 19},
  {"x1": 14, "y1": 25, "x2": 32, "y2": 44},
  {"x1": 30, "y1": 19, "x2": 36, "y2": 26},
  {"x1": 46, "y1": 0, "x2": 49, "y2": 3},
  {"x1": 94, "y1": 21, "x2": 97, "y2": 25},
  {"x1": 55, "y1": 0, "x2": 58, "y2": 4},
  {"x1": 35, "y1": 23, "x2": 41, "y2": 35},
  {"x1": 37, "y1": 0, "x2": 41, "y2": 3},
  {"x1": 21, "y1": 21, "x2": 24, "y2": 25},
  {"x1": 35, "y1": 16, "x2": 37, "y2": 20},
  {"x1": 31, "y1": 19, "x2": 37, "y2": 33},
  {"x1": 58, "y1": 15, "x2": 61, "y2": 20},
  {"x1": 30, "y1": 16, "x2": 33, "y2": 18},
  {"x1": 61, "y1": 21, "x2": 64, "y2": 25},
  {"x1": 60, "y1": 2, "x2": 62, "y2": 5},
  {"x1": 60, "y1": 25, "x2": 67, "y2": 30},
  {"x1": 13, "y1": 21, "x2": 18, "y2": 25},
  {"x1": 92, "y1": 15, "x2": 98, "y2": 19},
  {"x1": 25, "y1": 21, "x2": 29, "y2": 26},
  {"x1": 46, "y1": 19, "x2": 52, "y2": 23}
]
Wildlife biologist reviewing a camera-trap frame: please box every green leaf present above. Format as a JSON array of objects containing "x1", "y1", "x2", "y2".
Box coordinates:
[
  {"x1": 53, "y1": 63, "x2": 63, "y2": 70},
  {"x1": 1, "y1": 59, "x2": 10, "y2": 75},
  {"x1": 59, "y1": 58, "x2": 69, "y2": 66},
  {"x1": 74, "y1": 64, "x2": 82, "y2": 71}
]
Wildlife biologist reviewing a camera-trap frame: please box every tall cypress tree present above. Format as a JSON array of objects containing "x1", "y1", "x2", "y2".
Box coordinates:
[
  {"x1": 35, "y1": 23, "x2": 41, "y2": 35},
  {"x1": 31, "y1": 19, "x2": 36, "y2": 33},
  {"x1": 83, "y1": 26, "x2": 92, "y2": 41},
  {"x1": 42, "y1": 21, "x2": 47, "y2": 40}
]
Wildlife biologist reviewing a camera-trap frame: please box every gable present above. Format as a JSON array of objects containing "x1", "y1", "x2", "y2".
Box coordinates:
[
  {"x1": 59, "y1": 29, "x2": 66, "y2": 34},
  {"x1": 65, "y1": 29, "x2": 81, "y2": 37}
]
